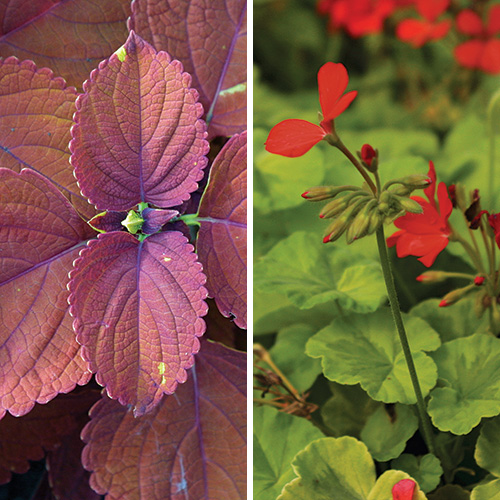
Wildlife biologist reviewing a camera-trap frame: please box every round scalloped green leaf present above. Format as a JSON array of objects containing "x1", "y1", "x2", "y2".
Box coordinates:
[
  {"x1": 428, "y1": 485, "x2": 470, "y2": 500},
  {"x1": 269, "y1": 324, "x2": 322, "y2": 393},
  {"x1": 278, "y1": 437, "x2": 376, "y2": 500},
  {"x1": 321, "y1": 384, "x2": 379, "y2": 438},
  {"x1": 367, "y1": 470, "x2": 427, "y2": 500},
  {"x1": 306, "y1": 309, "x2": 440, "y2": 404},
  {"x1": 471, "y1": 478, "x2": 500, "y2": 500},
  {"x1": 475, "y1": 416, "x2": 500, "y2": 477},
  {"x1": 360, "y1": 404, "x2": 419, "y2": 462},
  {"x1": 254, "y1": 406, "x2": 323, "y2": 500},
  {"x1": 391, "y1": 454, "x2": 443, "y2": 493},
  {"x1": 410, "y1": 298, "x2": 488, "y2": 343},
  {"x1": 254, "y1": 132, "x2": 325, "y2": 214},
  {"x1": 428, "y1": 334, "x2": 500, "y2": 435},
  {"x1": 254, "y1": 231, "x2": 386, "y2": 311}
]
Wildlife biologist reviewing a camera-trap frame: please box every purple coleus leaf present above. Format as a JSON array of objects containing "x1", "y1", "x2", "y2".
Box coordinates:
[
  {"x1": 0, "y1": 0, "x2": 131, "y2": 89},
  {"x1": 129, "y1": 0, "x2": 247, "y2": 139},
  {"x1": 70, "y1": 30, "x2": 209, "y2": 212},
  {"x1": 68, "y1": 31, "x2": 211, "y2": 416},
  {"x1": 0, "y1": 56, "x2": 95, "y2": 218},
  {"x1": 68, "y1": 231, "x2": 208, "y2": 416},
  {"x1": 81, "y1": 339, "x2": 246, "y2": 499},
  {"x1": 197, "y1": 132, "x2": 247, "y2": 329},
  {"x1": 0, "y1": 168, "x2": 93, "y2": 419}
]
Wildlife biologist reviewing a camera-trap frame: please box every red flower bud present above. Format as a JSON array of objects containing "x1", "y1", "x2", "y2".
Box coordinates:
[{"x1": 474, "y1": 276, "x2": 485, "y2": 286}]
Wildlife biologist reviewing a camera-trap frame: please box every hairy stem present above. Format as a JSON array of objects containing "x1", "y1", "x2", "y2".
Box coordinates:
[{"x1": 376, "y1": 225, "x2": 436, "y2": 455}]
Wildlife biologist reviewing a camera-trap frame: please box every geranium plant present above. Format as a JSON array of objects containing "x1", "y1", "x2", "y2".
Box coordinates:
[
  {"x1": 255, "y1": 26, "x2": 500, "y2": 498},
  {"x1": 0, "y1": 1, "x2": 247, "y2": 498}
]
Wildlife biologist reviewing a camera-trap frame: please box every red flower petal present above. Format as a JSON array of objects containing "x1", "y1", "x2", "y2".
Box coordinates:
[
  {"x1": 265, "y1": 119, "x2": 325, "y2": 157},
  {"x1": 455, "y1": 40, "x2": 485, "y2": 70},
  {"x1": 437, "y1": 182, "x2": 453, "y2": 219},
  {"x1": 424, "y1": 161, "x2": 437, "y2": 208},
  {"x1": 325, "y1": 90, "x2": 358, "y2": 122},
  {"x1": 480, "y1": 39, "x2": 500, "y2": 74},
  {"x1": 487, "y1": 5, "x2": 500, "y2": 36},
  {"x1": 456, "y1": 9, "x2": 484, "y2": 36},
  {"x1": 396, "y1": 19, "x2": 449, "y2": 47},
  {"x1": 392, "y1": 478, "x2": 416, "y2": 500},
  {"x1": 417, "y1": 0, "x2": 449, "y2": 22},
  {"x1": 318, "y1": 62, "x2": 349, "y2": 120}
]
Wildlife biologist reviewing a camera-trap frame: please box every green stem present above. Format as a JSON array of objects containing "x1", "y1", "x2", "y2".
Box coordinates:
[
  {"x1": 334, "y1": 138, "x2": 378, "y2": 195},
  {"x1": 376, "y1": 225, "x2": 436, "y2": 455}
]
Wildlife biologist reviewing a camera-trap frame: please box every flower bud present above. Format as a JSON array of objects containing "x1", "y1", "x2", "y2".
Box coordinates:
[
  {"x1": 358, "y1": 144, "x2": 378, "y2": 172},
  {"x1": 302, "y1": 185, "x2": 361, "y2": 201},
  {"x1": 416, "y1": 271, "x2": 448, "y2": 283},
  {"x1": 474, "y1": 289, "x2": 489, "y2": 318},
  {"x1": 393, "y1": 195, "x2": 424, "y2": 215},
  {"x1": 323, "y1": 197, "x2": 368, "y2": 243},
  {"x1": 439, "y1": 284, "x2": 475, "y2": 307},
  {"x1": 345, "y1": 199, "x2": 378, "y2": 244},
  {"x1": 384, "y1": 174, "x2": 432, "y2": 191},
  {"x1": 320, "y1": 191, "x2": 370, "y2": 219},
  {"x1": 474, "y1": 276, "x2": 486, "y2": 286}
]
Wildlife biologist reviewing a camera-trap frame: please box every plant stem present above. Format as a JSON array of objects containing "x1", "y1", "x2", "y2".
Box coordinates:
[
  {"x1": 376, "y1": 225, "x2": 436, "y2": 455},
  {"x1": 334, "y1": 138, "x2": 378, "y2": 195}
]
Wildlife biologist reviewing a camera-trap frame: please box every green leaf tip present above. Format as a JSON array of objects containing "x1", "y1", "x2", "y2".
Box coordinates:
[{"x1": 121, "y1": 210, "x2": 144, "y2": 234}]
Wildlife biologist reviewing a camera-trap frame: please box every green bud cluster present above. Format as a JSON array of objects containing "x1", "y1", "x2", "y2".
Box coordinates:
[{"x1": 306, "y1": 172, "x2": 430, "y2": 244}]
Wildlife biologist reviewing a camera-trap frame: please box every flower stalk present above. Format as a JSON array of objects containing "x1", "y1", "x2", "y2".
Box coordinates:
[{"x1": 376, "y1": 225, "x2": 437, "y2": 455}]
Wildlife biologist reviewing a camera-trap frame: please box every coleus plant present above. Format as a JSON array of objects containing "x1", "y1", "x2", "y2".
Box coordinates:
[
  {"x1": 0, "y1": 0, "x2": 247, "y2": 498},
  {"x1": 255, "y1": 59, "x2": 500, "y2": 499}
]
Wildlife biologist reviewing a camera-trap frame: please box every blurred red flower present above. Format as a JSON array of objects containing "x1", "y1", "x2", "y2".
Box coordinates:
[
  {"x1": 454, "y1": 5, "x2": 500, "y2": 73},
  {"x1": 387, "y1": 162, "x2": 453, "y2": 267},
  {"x1": 396, "y1": 0, "x2": 451, "y2": 47},
  {"x1": 265, "y1": 62, "x2": 357, "y2": 157},
  {"x1": 488, "y1": 213, "x2": 500, "y2": 248},
  {"x1": 317, "y1": 0, "x2": 396, "y2": 37},
  {"x1": 392, "y1": 478, "x2": 416, "y2": 500}
]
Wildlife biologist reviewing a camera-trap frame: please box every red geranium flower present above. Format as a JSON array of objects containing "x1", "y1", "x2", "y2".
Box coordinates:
[
  {"x1": 392, "y1": 479, "x2": 416, "y2": 500},
  {"x1": 387, "y1": 161, "x2": 453, "y2": 267},
  {"x1": 396, "y1": 0, "x2": 451, "y2": 47},
  {"x1": 317, "y1": 0, "x2": 397, "y2": 37},
  {"x1": 454, "y1": 5, "x2": 500, "y2": 74},
  {"x1": 265, "y1": 62, "x2": 357, "y2": 157},
  {"x1": 488, "y1": 212, "x2": 500, "y2": 248}
]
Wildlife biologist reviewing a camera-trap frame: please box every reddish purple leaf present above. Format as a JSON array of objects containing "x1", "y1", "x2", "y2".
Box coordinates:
[
  {"x1": 0, "y1": 0, "x2": 131, "y2": 89},
  {"x1": 129, "y1": 0, "x2": 247, "y2": 139},
  {"x1": 46, "y1": 409, "x2": 101, "y2": 500},
  {"x1": 81, "y1": 340, "x2": 246, "y2": 500},
  {"x1": 0, "y1": 56, "x2": 95, "y2": 218},
  {"x1": 88, "y1": 211, "x2": 127, "y2": 233},
  {"x1": 197, "y1": 132, "x2": 247, "y2": 329},
  {"x1": 70, "y1": 31, "x2": 209, "y2": 212},
  {"x1": 68, "y1": 230, "x2": 208, "y2": 416},
  {"x1": 0, "y1": 388, "x2": 99, "y2": 484},
  {"x1": 0, "y1": 168, "x2": 93, "y2": 419},
  {"x1": 142, "y1": 208, "x2": 178, "y2": 234}
]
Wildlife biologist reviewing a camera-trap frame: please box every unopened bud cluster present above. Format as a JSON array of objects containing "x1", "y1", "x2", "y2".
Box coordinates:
[{"x1": 303, "y1": 173, "x2": 431, "y2": 244}]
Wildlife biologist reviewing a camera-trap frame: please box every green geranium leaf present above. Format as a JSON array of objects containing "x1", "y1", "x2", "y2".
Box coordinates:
[
  {"x1": 254, "y1": 291, "x2": 333, "y2": 336},
  {"x1": 428, "y1": 484, "x2": 470, "y2": 500},
  {"x1": 254, "y1": 232, "x2": 386, "y2": 311},
  {"x1": 475, "y1": 416, "x2": 500, "y2": 477},
  {"x1": 471, "y1": 478, "x2": 500, "y2": 500},
  {"x1": 254, "y1": 129, "x2": 325, "y2": 214},
  {"x1": 253, "y1": 406, "x2": 323, "y2": 500},
  {"x1": 270, "y1": 324, "x2": 323, "y2": 393},
  {"x1": 392, "y1": 454, "x2": 443, "y2": 493},
  {"x1": 306, "y1": 309, "x2": 440, "y2": 404},
  {"x1": 360, "y1": 404, "x2": 419, "y2": 462},
  {"x1": 411, "y1": 298, "x2": 488, "y2": 343},
  {"x1": 321, "y1": 383, "x2": 379, "y2": 438},
  {"x1": 278, "y1": 437, "x2": 376, "y2": 500},
  {"x1": 428, "y1": 334, "x2": 500, "y2": 434}
]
